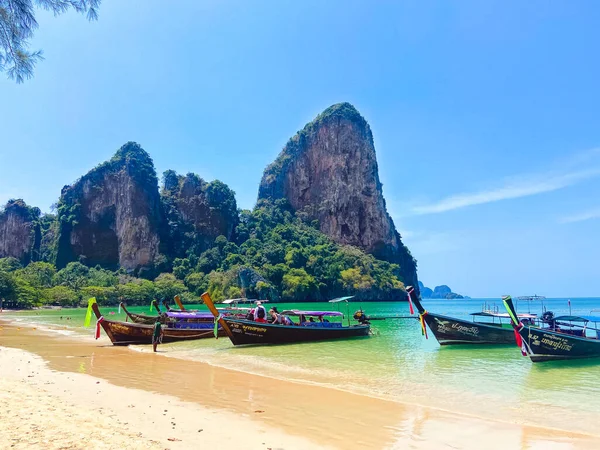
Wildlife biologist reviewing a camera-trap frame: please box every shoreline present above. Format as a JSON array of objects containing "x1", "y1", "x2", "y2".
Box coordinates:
[{"x1": 1, "y1": 320, "x2": 598, "y2": 449}]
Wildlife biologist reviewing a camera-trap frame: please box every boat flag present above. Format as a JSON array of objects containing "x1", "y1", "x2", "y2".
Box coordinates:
[
  {"x1": 95, "y1": 316, "x2": 104, "y2": 339},
  {"x1": 83, "y1": 298, "x2": 97, "y2": 327},
  {"x1": 407, "y1": 290, "x2": 415, "y2": 315},
  {"x1": 150, "y1": 300, "x2": 155, "y2": 313}
]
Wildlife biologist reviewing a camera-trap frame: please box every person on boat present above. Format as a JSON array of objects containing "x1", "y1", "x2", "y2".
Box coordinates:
[
  {"x1": 269, "y1": 307, "x2": 282, "y2": 324},
  {"x1": 254, "y1": 301, "x2": 267, "y2": 323},
  {"x1": 152, "y1": 319, "x2": 163, "y2": 352}
]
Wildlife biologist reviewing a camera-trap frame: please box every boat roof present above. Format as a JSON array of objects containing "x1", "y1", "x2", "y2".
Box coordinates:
[
  {"x1": 555, "y1": 315, "x2": 600, "y2": 323},
  {"x1": 471, "y1": 312, "x2": 538, "y2": 319},
  {"x1": 281, "y1": 310, "x2": 344, "y2": 317},
  {"x1": 166, "y1": 311, "x2": 214, "y2": 319},
  {"x1": 221, "y1": 298, "x2": 265, "y2": 304},
  {"x1": 328, "y1": 296, "x2": 355, "y2": 303},
  {"x1": 516, "y1": 295, "x2": 546, "y2": 301}
]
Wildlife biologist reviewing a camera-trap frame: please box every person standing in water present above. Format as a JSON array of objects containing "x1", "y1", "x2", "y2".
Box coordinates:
[{"x1": 152, "y1": 318, "x2": 163, "y2": 352}]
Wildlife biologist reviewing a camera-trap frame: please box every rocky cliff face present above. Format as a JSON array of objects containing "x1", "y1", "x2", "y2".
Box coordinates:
[
  {"x1": 258, "y1": 103, "x2": 418, "y2": 289},
  {"x1": 0, "y1": 199, "x2": 39, "y2": 264},
  {"x1": 161, "y1": 171, "x2": 238, "y2": 257},
  {"x1": 55, "y1": 142, "x2": 161, "y2": 272}
]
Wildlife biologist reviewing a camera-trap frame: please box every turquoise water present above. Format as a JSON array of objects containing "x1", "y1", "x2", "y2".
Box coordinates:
[{"x1": 4, "y1": 297, "x2": 600, "y2": 434}]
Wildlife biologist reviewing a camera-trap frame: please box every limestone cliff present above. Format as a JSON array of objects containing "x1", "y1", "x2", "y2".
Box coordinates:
[
  {"x1": 161, "y1": 171, "x2": 238, "y2": 257},
  {"x1": 55, "y1": 142, "x2": 161, "y2": 272},
  {"x1": 258, "y1": 103, "x2": 418, "y2": 289},
  {"x1": 0, "y1": 199, "x2": 40, "y2": 264}
]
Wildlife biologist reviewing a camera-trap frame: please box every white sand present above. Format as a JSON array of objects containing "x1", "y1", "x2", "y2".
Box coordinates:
[{"x1": 0, "y1": 346, "x2": 326, "y2": 450}]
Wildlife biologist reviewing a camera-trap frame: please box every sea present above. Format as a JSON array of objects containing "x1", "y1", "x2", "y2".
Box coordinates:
[{"x1": 4, "y1": 297, "x2": 600, "y2": 434}]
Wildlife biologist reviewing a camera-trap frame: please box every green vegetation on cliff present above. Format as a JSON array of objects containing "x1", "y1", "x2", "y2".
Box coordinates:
[{"x1": 0, "y1": 200, "x2": 409, "y2": 308}]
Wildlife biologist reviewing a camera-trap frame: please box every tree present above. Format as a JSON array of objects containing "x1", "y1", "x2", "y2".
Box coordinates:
[
  {"x1": 0, "y1": 270, "x2": 16, "y2": 301},
  {"x1": 0, "y1": 0, "x2": 101, "y2": 83},
  {"x1": 154, "y1": 273, "x2": 186, "y2": 301},
  {"x1": 0, "y1": 257, "x2": 22, "y2": 272}
]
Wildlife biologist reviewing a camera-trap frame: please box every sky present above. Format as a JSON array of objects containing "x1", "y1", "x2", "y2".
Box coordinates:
[{"x1": 1, "y1": 0, "x2": 600, "y2": 297}]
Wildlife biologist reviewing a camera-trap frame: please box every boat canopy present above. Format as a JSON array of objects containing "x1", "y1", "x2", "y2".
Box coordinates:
[
  {"x1": 221, "y1": 298, "x2": 263, "y2": 304},
  {"x1": 516, "y1": 295, "x2": 546, "y2": 301},
  {"x1": 166, "y1": 311, "x2": 214, "y2": 319},
  {"x1": 554, "y1": 315, "x2": 600, "y2": 323},
  {"x1": 328, "y1": 296, "x2": 355, "y2": 303},
  {"x1": 471, "y1": 312, "x2": 537, "y2": 319},
  {"x1": 281, "y1": 310, "x2": 344, "y2": 317}
]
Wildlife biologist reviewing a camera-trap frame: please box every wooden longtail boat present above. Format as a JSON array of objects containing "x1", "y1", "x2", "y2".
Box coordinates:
[
  {"x1": 200, "y1": 292, "x2": 370, "y2": 345},
  {"x1": 92, "y1": 303, "x2": 224, "y2": 345},
  {"x1": 407, "y1": 286, "x2": 536, "y2": 345},
  {"x1": 503, "y1": 296, "x2": 600, "y2": 362},
  {"x1": 121, "y1": 301, "x2": 165, "y2": 325},
  {"x1": 122, "y1": 302, "x2": 218, "y2": 325}
]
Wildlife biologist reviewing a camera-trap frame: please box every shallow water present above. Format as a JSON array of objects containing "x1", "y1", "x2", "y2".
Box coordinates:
[{"x1": 5, "y1": 297, "x2": 600, "y2": 434}]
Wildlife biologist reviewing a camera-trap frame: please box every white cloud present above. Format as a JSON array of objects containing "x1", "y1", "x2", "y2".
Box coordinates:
[
  {"x1": 411, "y1": 167, "x2": 600, "y2": 215},
  {"x1": 559, "y1": 208, "x2": 600, "y2": 224}
]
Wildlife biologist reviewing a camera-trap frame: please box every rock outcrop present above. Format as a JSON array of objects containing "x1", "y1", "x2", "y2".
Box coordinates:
[
  {"x1": 161, "y1": 171, "x2": 238, "y2": 257},
  {"x1": 55, "y1": 142, "x2": 161, "y2": 272},
  {"x1": 0, "y1": 199, "x2": 40, "y2": 264},
  {"x1": 258, "y1": 103, "x2": 418, "y2": 289}
]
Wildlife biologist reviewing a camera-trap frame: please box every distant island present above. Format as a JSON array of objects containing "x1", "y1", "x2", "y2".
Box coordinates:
[{"x1": 418, "y1": 281, "x2": 465, "y2": 299}]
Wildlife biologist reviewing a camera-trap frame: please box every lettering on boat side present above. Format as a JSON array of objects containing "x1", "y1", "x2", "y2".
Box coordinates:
[
  {"x1": 529, "y1": 332, "x2": 574, "y2": 352},
  {"x1": 434, "y1": 319, "x2": 479, "y2": 336},
  {"x1": 241, "y1": 324, "x2": 267, "y2": 333},
  {"x1": 229, "y1": 322, "x2": 267, "y2": 336}
]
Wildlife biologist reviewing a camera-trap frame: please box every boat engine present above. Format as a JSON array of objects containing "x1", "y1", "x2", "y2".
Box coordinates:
[
  {"x1": 542, "y1": 311, "x2": 556, "y2": 328},
  {"x1": 353, "y1": 310, "x2": 370, "y2": 324}
]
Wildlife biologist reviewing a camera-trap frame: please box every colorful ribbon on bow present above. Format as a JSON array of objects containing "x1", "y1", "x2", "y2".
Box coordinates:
[
  {"x1": 83, "y1": 298, "x2": 97, "y2": 327},
  {"x1": 95, "y1": 316, "x2": 104, "y2": 340},
  {"x1": 407, "y1": 291, "x2": 415, "y2": 315},
  {"x1": 213, "y1": 314, "x2": 222, "y2": 338},
  {"x1": 419, "y1": 311, "x2": 428, "y2": 339}
]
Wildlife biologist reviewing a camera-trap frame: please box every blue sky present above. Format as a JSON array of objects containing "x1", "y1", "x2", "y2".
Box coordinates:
[{"x1": 1, "y1": 0, "x2": 600, "y2": 297}]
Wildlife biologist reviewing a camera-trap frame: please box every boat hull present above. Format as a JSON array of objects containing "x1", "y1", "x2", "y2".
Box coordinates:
[
  {"x1": 423, "y1": 313, "x2": 516, "y2": 345},
  {"x1": 222, "y1": 318, "x2": 370, "y2": 345},
  {"x1": 518, "y1": 326, "x2": 600, "y2": 362}
]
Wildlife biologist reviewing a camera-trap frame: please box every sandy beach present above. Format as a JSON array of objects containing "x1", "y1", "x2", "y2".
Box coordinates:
[{"x1": 1, "y1": 321, "x2": 598, "y2": 450}]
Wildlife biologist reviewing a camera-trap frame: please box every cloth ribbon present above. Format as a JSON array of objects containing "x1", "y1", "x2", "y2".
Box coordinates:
[
  {"x1": 419, "y1": 311, "x2": 428, "y2": 339},
  {"x1": 83, "y1": 297, "x2": 97, "y2": 327},
  {"x1": 213, "y1": 314, "x2": 222, "y2": 338},
  {"x1": 407, "y1": 291, "x2": 415, "y2": 315},
  {"x1": 95, "y1": 316, "x2": 104, "y2": 340}
]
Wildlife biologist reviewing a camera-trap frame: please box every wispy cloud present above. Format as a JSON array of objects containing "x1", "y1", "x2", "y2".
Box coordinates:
[
  {"x1": 411, "y1": 160, "x2": 600, "y2": 215},
  {"x1": 559, "y1": 208, "x2": 600, "y2": 224}
]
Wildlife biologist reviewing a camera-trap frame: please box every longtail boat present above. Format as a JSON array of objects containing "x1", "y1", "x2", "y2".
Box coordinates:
[
  {"x1": 503, "y1": 295, "x2": 600, "y2": 362},
  {"x1": 121, "y1": 301, "x2": 165, "y2": 325},
  {"x1": 122, "y1": 302, "x2": 218, "y2": 325},
  {"x1": 407, "y1": 286, "x2": 537, "y2": 345},
  {"x1": 92, "y1": 303, "x2": 224, "y2": 345},
  {"x1": 200, "y1": 292, "x2": 370, "y2": 345}
]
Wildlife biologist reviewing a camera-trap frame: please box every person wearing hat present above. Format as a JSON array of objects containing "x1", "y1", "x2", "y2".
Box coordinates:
[{"x1": 254, "y1": 301, "x2": 267, "y2": 323}]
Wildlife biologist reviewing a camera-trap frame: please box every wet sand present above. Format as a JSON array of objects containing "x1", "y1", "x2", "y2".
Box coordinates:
[{"x1": 0, "y1": 321, "x2": 597, "y2": 449}]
